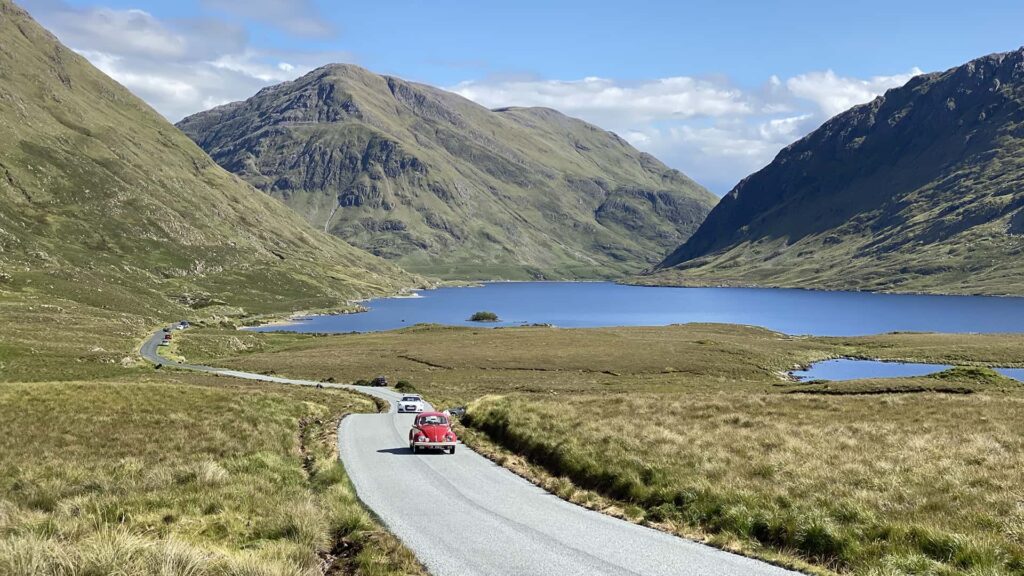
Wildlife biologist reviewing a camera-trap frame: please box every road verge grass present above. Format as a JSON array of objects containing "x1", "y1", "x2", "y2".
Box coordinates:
[
  {"x1": 463, "y1": 392, "x2": 1024, "y2": 575},
  {"x1": 0, "y1": 374, "x2": 424, "y2": 576}
]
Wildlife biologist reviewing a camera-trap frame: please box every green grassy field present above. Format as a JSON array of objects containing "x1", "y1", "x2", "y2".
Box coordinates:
[
  {"x1": 0, "y1": 373, "x2": 424, "y2": 576},
  {"x1": 173, "y1": 324, "x2": 1024, "y2": 575}
]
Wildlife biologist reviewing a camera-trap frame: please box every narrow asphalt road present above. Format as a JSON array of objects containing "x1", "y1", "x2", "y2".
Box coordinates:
[{"x1": 141, "y1": 327, "x2": 801, "y2": 576}]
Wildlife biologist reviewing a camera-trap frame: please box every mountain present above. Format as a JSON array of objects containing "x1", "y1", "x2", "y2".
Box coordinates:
[
  {"x1": 177, "y1": 65, "x2": 716, "y2": 280},
  {"x1": 648, "y1": 48, "x2": 1024, "y2": 296},
  {"x1": 0, "y1": 0, "x2": 417, "y2": 322}
]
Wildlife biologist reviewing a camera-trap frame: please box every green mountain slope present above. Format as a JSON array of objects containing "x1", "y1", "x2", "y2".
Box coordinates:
[
  {"x1": 647, "y1": 48, "x2": 1024, "y2": 296},
  {"x1": 0, "y1": 0, "x2": 416, "y2": 322},
  {"x1": 177, "y1": 65, "x2": 716, "y2": 280}
]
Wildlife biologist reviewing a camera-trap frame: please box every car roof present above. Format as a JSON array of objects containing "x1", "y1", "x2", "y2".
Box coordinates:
[
  {"x1": 417, "y1": 411, "x2": 446, "y2": 418},
  {"x1": 401, "y1": 394, "x2": 422, "y2": 399}
]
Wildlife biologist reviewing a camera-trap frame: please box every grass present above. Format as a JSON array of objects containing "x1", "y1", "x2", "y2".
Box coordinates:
[
  {"x1": 173, "y1": 323, "x2": 1024, "y2": 575},
  {"x1": 0, "y1": 373, "x2": 425, "y2": 576},
  {"x1": 0, "y1": 5, "x2": 428, "y2": 574},
  {"x1": 465, "y1": 392, "x2": 1024, "y2": 575}
]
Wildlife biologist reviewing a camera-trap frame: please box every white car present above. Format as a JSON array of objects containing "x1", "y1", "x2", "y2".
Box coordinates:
[{"x1": 397, "y1": 394, "x2": 425, "y2": 413}]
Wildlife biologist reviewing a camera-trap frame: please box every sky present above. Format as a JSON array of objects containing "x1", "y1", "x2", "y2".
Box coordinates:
[{"x1": 20, "y1": 0, "x2": 1024, "y2": 193}]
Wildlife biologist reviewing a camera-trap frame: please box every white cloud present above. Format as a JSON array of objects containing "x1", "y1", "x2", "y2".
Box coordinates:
[
  {"x1": 74, "y1": 48, "x2": 300, "y2": 120},
  {"x1": 47, "y1": 7, "x2": 188, "y2": 59},
  {"x1": 452, "y1": 76, "x2": 751, "y2": 125},
  {"x1": 450, "y1": 68, "x2": 920, "y2": 193},
  {"x1": 21, "y1": 0, "x2": 352, "y2": 122},
  {"x1": 207, "y1": 52, "x2": 302, "y2": 83},
  {"x1": 786, "y1": 68, "x2": 924, "y2": 117}
]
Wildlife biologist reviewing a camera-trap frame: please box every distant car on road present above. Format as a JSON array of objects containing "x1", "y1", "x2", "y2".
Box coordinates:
[
  {"x1": 409, "y1": 412, "x2": 457, "y2": 454},
  {"x1": 177, "y1": 320, "x2": 190, "y2": 329},
  {"x1": 397, "y1": 394, "x2": 425, "y2": 413}
]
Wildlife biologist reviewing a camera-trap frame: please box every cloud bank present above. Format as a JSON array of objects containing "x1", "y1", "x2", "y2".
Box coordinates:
[
  {"x1": 22, "y1": 0, "x2": 348, "y2": 121},
  {"x1": 451, "y1": 68, "x2": 921, "y2": 192},
  {"x1": 22, "y1": 0, "x2": 922, "y2": 192}
]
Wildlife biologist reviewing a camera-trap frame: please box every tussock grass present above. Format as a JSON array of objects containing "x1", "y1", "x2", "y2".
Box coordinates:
[
  {"x1": 464, "y1": 392, "x2": 1024, "y2": 574},
  {"x1": 0, "y1": 375, "x2": 424, "y2": 576},
  {"x1": 177, "y1": 323, "x2": 1024, "y2": 574}
]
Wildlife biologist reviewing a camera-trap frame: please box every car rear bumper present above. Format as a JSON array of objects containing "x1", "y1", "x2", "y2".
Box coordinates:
[{"x1": 411, "y1": 441, "x2": 456, "y2": 449}]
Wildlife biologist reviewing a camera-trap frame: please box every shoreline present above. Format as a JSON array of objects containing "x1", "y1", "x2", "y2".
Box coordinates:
[
  {"x1": 622, "y1": 275, "x2": 1024, "y2": 299},
  {"x1": 239, "y1": 280, "x2": 1024, "y2": 335}
]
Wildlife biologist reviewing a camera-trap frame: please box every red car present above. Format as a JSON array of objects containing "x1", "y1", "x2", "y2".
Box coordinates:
[{"x1": 409, "y1": 412, "x2": 457, "y2": 454}]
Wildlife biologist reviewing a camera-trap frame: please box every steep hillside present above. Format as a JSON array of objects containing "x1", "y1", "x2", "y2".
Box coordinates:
[
  {"x1": 648, "y1": 48, "x2": 1024, "y2": 296},
  {"x1": 0, "y1": 0, "x2": 416, "y2": 321},
  {"x1": 178, "y1": 65, "x2": 716, "y2": 280}
]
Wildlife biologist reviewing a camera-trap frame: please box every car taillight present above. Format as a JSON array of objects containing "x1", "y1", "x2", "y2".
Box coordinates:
[{"x1": 445, "y1": 433, "x2": 454, "y2": 441}]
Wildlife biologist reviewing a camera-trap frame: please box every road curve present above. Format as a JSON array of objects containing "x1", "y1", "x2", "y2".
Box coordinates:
[{"x1": 141, "y1": 328, "x2": 801, "y2": 576}]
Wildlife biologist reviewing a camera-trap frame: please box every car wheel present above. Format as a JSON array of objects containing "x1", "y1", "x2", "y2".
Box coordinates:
[{"x1": 449, "y1": 445, "x2": 456, "y2": 454}]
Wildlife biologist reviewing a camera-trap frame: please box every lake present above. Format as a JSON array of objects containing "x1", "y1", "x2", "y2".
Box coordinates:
[
  {"x1": 792, "y1": 358, "x2": 1024, "y2": 382},
  {"x1": 249, "y1": 282, "x2": 1024, "y2": 336}
]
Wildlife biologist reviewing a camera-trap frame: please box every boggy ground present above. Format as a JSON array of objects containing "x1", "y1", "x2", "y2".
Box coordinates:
[
  {"x1": 0, "y1": 372, "x2": 425, "y2": 576},
  {"x1": 175, "y1": 323, "x2": 1024, "y2": 576},
  {"x1": 0, "y1": 273, "x2": 433, "y2": 576}
]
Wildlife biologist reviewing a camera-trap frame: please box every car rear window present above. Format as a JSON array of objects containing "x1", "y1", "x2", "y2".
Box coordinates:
[{"x1": 417, "y1": 415, "x2": 448, "y2": 426}]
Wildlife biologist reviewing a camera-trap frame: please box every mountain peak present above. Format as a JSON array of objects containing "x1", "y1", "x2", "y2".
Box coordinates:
[
  {"x1": 650, "y1": 47, "x2": 1024, "y2": 295},
  {"x1": 178, "y1": 66, "x2": 717, "y2": 280}
]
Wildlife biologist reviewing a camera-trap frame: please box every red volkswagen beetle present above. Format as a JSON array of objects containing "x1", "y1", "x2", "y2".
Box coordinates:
[{"x1": 409, "y1": 412, "x2": 457, "y2": 454}]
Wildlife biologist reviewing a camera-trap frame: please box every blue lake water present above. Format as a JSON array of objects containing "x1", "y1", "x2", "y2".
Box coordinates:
[
  {"x1": 792, "y1": 358, "x2": 1024, "y2": 382},
  {"x1": 249, "y1": 282, "x2": 1024, "y2": 336}
]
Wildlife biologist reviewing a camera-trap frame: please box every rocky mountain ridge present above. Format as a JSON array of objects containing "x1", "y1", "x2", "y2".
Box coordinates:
[
  {"x1": 647, "y1": 47, "x2": 1024, "y2": 296},
  {"x1": 179, "y1": 64, "x2": 718, "y2": 280}
]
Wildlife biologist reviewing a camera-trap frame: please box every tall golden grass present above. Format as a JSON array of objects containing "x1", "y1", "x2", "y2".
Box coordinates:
[
  {"x1": 0, "y1": 375, "x2": 423, "y2": 576},
  {"x1": 174, "y1": 324, "x2": 1024, "y2": 574}
]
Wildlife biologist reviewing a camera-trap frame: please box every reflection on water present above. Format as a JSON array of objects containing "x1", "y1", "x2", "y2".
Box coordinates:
[{"x1": 249, "y1": 282, "x2": 1024, "y2": 337}]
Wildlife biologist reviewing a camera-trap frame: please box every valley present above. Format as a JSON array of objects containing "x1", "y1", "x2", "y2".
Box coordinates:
[{"x1": 3, "y1": 0, "x2": 1024, "y2": 575}]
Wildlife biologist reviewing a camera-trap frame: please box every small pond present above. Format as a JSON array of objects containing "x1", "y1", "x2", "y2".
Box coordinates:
[{"x1": 792, "y1": 358, "x2": 1024, "y2": 382}]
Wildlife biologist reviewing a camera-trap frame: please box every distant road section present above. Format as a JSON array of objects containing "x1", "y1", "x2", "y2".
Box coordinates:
[{"x1": 141, "y1": 328, "x2": 801, "y2": 576}]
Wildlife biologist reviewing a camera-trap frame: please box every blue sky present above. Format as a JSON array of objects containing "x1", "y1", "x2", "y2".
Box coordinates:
[{"x1": 23, "y1": 0, "x2": 1024, "y2": 192}]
